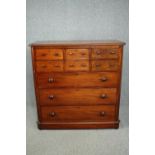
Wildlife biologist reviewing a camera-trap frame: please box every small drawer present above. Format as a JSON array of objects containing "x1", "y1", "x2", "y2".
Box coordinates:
[
  {"x1": 36, "y1": 61, "x2": 63, "y2": 72},
  {"x1": 65, "y1": 60, "x2": 89, "y2": 71},
  {"x1": 92, "y1": 48, "x2": 118, "y2": 59},
  {"x1": 91, "y1": 60, "x2": 118, "y2": 71},
  {"x1": 37, "y1": 72, "x2": 118, "y2": 88},
  {"x1": 66, "y1": 49, "x2": 89, "y2": 60},
  {"x1": 40, "y1": 105, "x2": 115, "y2": 122},
  {"x1": 39, "y1": 88, "x2": 117, "y2": 106},
  {"x1": 35, "y1": 48, "x2": 63, "y2": 60}
]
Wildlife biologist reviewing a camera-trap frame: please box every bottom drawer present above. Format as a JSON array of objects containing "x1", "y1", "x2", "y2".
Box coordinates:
[{"x1": 40, "y1": 105, "x2": 115, "y2": 122}]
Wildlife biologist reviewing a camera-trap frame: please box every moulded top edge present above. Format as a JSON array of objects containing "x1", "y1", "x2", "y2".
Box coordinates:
[{"x1": 29, "y1": 40, "x2": 126, "y2": 47}]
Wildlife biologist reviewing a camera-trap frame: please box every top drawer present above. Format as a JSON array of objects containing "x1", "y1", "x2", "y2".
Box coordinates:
[
  {"x1": 35, "y1": 48, "x2": 63, "y2": 60},
  {"x1": 92, "y1": 48, "x2": 118, "y2": 59},
  {"x1": 66, "y1": 49, "x2": 89, "y2": 60}
]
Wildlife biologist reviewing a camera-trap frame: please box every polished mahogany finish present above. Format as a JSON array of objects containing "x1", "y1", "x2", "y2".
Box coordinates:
[{"x1": 30, "y1": 40, "x2": 125, "y2": 129}]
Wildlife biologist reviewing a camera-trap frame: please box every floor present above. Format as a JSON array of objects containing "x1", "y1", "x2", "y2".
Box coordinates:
[{"x1": 26, "y1": 98, "x2": 128, "y2": 155}]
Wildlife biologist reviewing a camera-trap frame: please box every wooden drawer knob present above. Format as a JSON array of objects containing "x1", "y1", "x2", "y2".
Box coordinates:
[
  {"x1": 48, "y1": 95, "x2": 54, "y2": 100},
  {"x1": 81, "y1": 53, "x2": 86, "y2": 55},
  {"x1": 109, "y1": 64, "x2": 115, "y2": 67},
  {"x1": 100, "y1": 77, "x2": 107, "y2": 82},
  {"x1": 69, "y1": 64, "x2": 75, "y2": 67},
  {"x1": 100, "y1": 111, "x2": 106, "y2": 116},
  {"x1": 96, "y1": 64, "x2": 101, "y2": 67},
  {"x1": 69, "y1": 52, "x2": 74, "y2": 55},
  {"x1": 54, "y1": 65, "x2": 60, "y2": 68},
  {"x1": 49, "y1": 112, "x2": 56, "y2": 117},
  {"x1": 100, "y1": 94, "x2": 107, "y2": 99},
  {"x1": 96, "y1": 51, "x2": 101, "y2": 55},
  {"x1": 54, "y1": 53, "x2": 59, "y2": 56},
  {"x1": 42, "y1": 65, "x2": 47, "y2": 68},
  {"x1": 41, "y1": 53, "x2": 46, "y2": 56},
  {"x1": 110, "y1": 51, "x2": 116, "y2": 54},
  {"x1": 81, "y1": 64, "x2": 86, "y2": 67},
  {"x1": 48, "y1": 78, "x2": 54, "y2": 83}
]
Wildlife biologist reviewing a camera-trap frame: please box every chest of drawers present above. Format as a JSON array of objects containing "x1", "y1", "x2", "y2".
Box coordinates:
[{"x1": 30, "y1": 40, "x2": 125, "y2": 129}]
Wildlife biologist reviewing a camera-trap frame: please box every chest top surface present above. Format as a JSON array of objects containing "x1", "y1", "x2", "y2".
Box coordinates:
[{"x1": 30, "y1": 40, "x2": 125, "y2": 47}]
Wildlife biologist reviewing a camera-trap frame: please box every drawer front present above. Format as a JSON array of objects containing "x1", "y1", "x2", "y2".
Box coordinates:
[
  {"x1": 91, "y1": 60, "x2": 118, "y2": 71},
  {"x1": 37, "y1": 72, "x2": 118, "y2": 88},
  {"x1": 39, "y1": 88, "x2": 117, "y2": 106},
  {"x1": 92, "y1": 48, "x2": 118, "y2": 59},
  {"x1": 40, "y1": 105, "x2": 115, "y2": 122},
  {"x1": 36, "y1": 48, "x2": 63, "y2": 60},
  {"x1": 65, "y1": 60, "x2": 89, "y2": 71},
  {"x1": 66, "y1": 49, "x2": 89, "y2": 60},
  {"x1": 36, "y1": 61, "x2": 63, "y2": 72}
]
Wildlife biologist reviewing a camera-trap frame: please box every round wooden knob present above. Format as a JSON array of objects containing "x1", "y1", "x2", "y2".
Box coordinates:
[
  {"x1": 69, "y1": 64, "x2": 75, "y2": 67},
  {"x1": 42, "y1": 65, "x2": 47, "y2": 68},
  {"x1": 96, "y1": 51, "x2": 101, "y2": 55},
  {"x1": 48, "y1": 95, "x2": 54, "y2": 100},
  {"x1": 54, "y1": 65, "x2": 60, "y2": 68},
  {"x1": 81, "y1": 64, "x2": 86, "y2": 67},
  {"x1": 49, "y1": 112, "x2": 56, "y2": 117},
  {"x1": 100, "y1": 77, "x2": 107, "y2": 82},
  {"x1": 100, "y1": 111, "x2": 105, "y2": 116},
  {"x1": 81, "y1": 53, "x2": 86, "y2": 55},
  {"x1": 110, "y1": 51, "x2": 116, "y2": 54},
  {"x1": 54, "y1": 53, "x2": 59, "y2": 56},
  {"x1": 109, "y1": 64, "x2": 115, "y2": 67},
  {"x1": 96, "y1": 64, "x2": 101, "y2": 67},
  {"x1": 48, "y1": 78, "x2": 54, "y2": 83},
  {"x1": 100, "y1": 94, "x2": 107, "y2": 99},
  {"x1": 41, "y1": 53, "x2": 46, "y2": 56}
]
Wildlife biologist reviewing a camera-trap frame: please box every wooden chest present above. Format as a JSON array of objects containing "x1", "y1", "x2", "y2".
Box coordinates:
[{"x1": 30, "y1": 40, "x2": 125, "y2": 129}]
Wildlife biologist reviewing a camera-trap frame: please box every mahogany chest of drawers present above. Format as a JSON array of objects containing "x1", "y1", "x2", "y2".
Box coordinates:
[{"x1": 30, "y1": 40, "x2": 125, "y2": 129}]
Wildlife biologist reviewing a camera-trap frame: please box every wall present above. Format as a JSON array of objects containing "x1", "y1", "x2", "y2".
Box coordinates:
[{"x1": 26, "y1": 0, "x2": 129, "y2": 108}]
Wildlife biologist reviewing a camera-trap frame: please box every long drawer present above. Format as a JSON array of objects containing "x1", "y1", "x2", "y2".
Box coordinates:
[
  {"x1": 39, "y1": 88, "x2": 117, "y2": 106},
  {"x1": 37, "y1": 72, "x2": 118, "y2": 88},
  {"x1": 40, "y1": 105, "x2": 116, "y2": 122}
]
